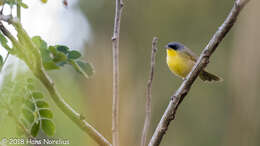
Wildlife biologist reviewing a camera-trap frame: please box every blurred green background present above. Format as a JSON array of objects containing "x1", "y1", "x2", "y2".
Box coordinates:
[{"x1": 1, "y1": 0, "x2": 260, "y2": 146}]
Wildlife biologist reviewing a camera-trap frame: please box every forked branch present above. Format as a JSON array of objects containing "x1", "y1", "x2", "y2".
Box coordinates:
[
  {"x1": 141, "y1": 37, "x2": 158, "y2": 146},
  {"x1": 148, "y1": 0, "x2": 250, "y2": 145}
]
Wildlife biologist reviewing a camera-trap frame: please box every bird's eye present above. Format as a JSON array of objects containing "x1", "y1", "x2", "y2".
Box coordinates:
[{"x1": 169, "y1": 44, "x2": 178, "y2": 50}]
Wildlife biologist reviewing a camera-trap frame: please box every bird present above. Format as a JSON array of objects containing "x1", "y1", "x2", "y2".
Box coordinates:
[{"x1": 165, "y1": 42, "x2": 222, "y2": 82}]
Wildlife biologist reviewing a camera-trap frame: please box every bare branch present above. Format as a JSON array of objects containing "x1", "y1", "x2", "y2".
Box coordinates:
[
  {"x1": 112, "y1": 0, "x2": 124, "y2": 145},
  {"x1": 148, "y1": 0, "x2": 250, "y2": 146},
  {"x1": 141, "y1": 37, "x2": 158, "y2": 146}
]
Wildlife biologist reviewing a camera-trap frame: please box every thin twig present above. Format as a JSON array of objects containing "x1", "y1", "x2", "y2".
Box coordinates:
[
  {"x1": 141, "y1": 37, "x2": 158, "y2": 146},
  {"x1": 112, "y1": 0, "x2": 124, "y2": 145},
  {"x1": 148, "y1": 0, "x2": 250, "y2": 146}
]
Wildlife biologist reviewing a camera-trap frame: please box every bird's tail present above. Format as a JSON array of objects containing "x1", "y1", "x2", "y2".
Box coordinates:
[{"x1": 199, "y1": 70, "x2": 223, "y2": 83}]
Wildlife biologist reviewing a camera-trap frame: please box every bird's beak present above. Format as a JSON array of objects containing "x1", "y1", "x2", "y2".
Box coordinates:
[{"x1": 164, "y1": 45, "x2": 169, "y2": 49}]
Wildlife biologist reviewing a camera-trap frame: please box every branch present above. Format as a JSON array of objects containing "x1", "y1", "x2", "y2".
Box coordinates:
[
  {"x1": 112, "y1": 0, "x2": 124, "y2": 145},
  {"x1": 0, "y1": 21, "x2": 28, "y2": 63},
  {"x1": 141, "y1": 37, "x2": 158, "y2": 146},
  {"x1": 148, "y1": 0, "x2": 250, "y2": 146},
  {"x1": 36, "y1": 68, "x2": 111, "y2": 146},
  {"x1": 0, "y1": 18, "x2": 112, "y2": 146}
]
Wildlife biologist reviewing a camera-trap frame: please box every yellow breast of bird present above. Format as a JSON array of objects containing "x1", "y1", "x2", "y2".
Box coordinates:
[{"x1": 166, "y1": 49, "x2": 195, "y2": 78}]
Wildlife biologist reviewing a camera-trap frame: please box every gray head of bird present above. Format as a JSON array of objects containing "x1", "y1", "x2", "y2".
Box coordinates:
[{"x1": 165, "y1": 42, "x2": 185, "y2": 51}]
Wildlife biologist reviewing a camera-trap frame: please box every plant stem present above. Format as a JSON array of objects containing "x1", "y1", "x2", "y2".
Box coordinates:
[
  {"x1": 35, "y1": 68, "x2": 111, "y2": 146},
  {"x1": 112, "y1": 0, "x2": 124, "y2": 145},
  {"x1": 0, "y1": 17, "x2": 112, "y2": 146},
  {"x1": 141, "y1": 37, "x2": 158, "y2": 146},
  {"x1": 17, "y1": 4, "x2": 21, "y2": 21}
]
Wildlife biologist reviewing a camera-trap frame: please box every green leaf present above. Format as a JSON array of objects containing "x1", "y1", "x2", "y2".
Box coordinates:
[
  {"x1": 31, "y1": 121, "x2": 40, "y2": 137},
  {"x1": 5, "y1": 0, "x2": 16, "y2": 7},
  {"x1": 68, "y1": 50, "x2": 81, "y2": 60},
  {"x1": 44, "y1": 61, "x2": 60, "y2": 70},
  {"x1": 0, "y1": 33, "x2": 11, "y2": 51},
  {"x1": 36, "y1": 100, "x2": 49, "y2": 108},
  {"x1": 39, "y1": 109, "x2": 53, "y2": 119},
  {"x1": 27, "y1": 78, "x2": 34, "y2": 83},
  {"x1": 32, "y1": 36, "x2": 47, "y2": 50},
  {"x1": 53, "y1": 52, "x2": 67, "y2": 63},
  {"x1": 76, "y1": 60, "x2": 94, "y2": 77},
  {"x1": 56, "y1": 45, "x2": 69, "y2": 54},
  {"x1": 24, "y1": 99, "x2": 35, "y2": 111},
  {"x1": 41, "y1": 119, "x2": 55, "y2": 136},
  {"x1": 27, "y1": 84, "x2": 35, "y2": 90},
  {"x1": 49, "y1": 46, "x2": 67, "y2": 63},
  {"x1": 32, "y1": 92, "x2": 44, "y2": 99},
  {"x1": 32, "y1": 36, "x2": 60, "y2": 70},
  {"x1": 49, "y1": 46, "x2": 57, "y2": 54},
  {"x1": 17, "y1": 0, "x2": 29, "y2": 8},
  {"x1": 22, "y1": 109, "x2": 34, "y2": 123},
  {"x1": 20, "y1": 2, "x2": 29, "y2": 8},
  {"x1": 0, "y1": 55, "x2": 3, "y2": 66},
  {"x1": 0, "y1": 33, "x2": 8, "y2": 44},
  {"x1": 33, "y1": 37, "x2": 49, "y2": 62},
  {"x1": 40, "y1": 48, "x2": 52, "y2": 63}
]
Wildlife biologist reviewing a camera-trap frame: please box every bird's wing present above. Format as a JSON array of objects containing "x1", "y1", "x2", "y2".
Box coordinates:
[{"x1": 179, "y1": 47, "x2": 198, "y2": 62}]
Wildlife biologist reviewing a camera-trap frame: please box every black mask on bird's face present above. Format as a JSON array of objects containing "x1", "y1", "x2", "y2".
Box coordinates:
[{"x1": 165, "y1": 42, "x2": 184, "y2": 51}]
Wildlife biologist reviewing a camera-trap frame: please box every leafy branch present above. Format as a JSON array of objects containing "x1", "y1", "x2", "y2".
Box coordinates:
[
  {"x1": 148, "y1": 0, "x2": 250, "y2": 145},
  {"x1": 0, "y1": 1, "x2": 110, "y2": 145},
  {"x1": 21, "y1": 80, "x2": 55, "y2": 137}
]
